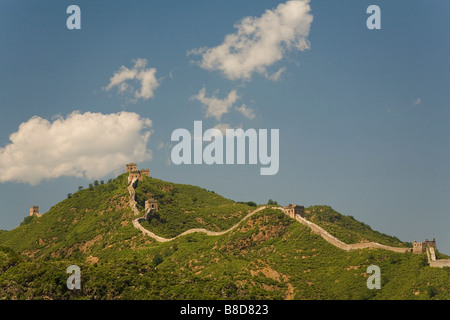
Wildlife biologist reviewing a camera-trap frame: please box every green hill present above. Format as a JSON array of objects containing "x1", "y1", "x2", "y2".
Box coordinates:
[{"x1": 0, "y1": 174, "x2": 448, "y2": 300}]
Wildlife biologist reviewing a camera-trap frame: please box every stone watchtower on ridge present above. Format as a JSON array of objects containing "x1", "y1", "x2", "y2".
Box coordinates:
[
  {"x1": 126, "y1": 163, "x2": 137, "y2": 173},
  {"x1": 125, "y1": 162, "x2": 158, "y2": 221},
  {"x1": 145, "y1": 199, "x2": 158, "y2": 212},
  {"x1": 144, "y1": 199, "x2": 159, "y2": 221},
  {"x1": 29, "y1": 206, "x2": 42, "y2": 218},
  {"x1": 126, "y1": 163, "x2": 150, "y2": 183},
  {"x1": 413, "y1": 238, "x2": 437, "y2": 254},
  {"x1": 283, "y1": 204, "x2": 305, "y2": 219}
]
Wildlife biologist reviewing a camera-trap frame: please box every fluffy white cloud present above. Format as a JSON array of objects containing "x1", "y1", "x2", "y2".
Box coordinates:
[
  {"x1": 104, "y1": 58, "x2": 159, "y2": 101},
  {"x1": 236, "y1": 104, "x2": 256, "y2": 120},
  {"x1": 0, "y1": 111, "x2": 152, "y2": 185},
  {"x1": 413, "y1": 98, "x2": 422, "y2": 106},
  {"x1": 192, "y1": 88, "x2": 239, "y2": 121},
  {"x1": 190, "y1": 0, "x2": 313, "y2": 80}
]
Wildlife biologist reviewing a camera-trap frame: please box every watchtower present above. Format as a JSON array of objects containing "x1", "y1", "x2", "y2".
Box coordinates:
[
  {"x1": 126, "y1": 163, "x2": 150, "y2": 183},
  {"x1": 283, "y1": 204, "x2": 305, "y2": 219},
  {"x1": 29, "y1": 206, "x2": 42, "y2": 217},
  {"x1": 413, "y1": 238, "x2": 437, "y2": 254},
  {"x1": 140, "y1": 169, "x2": 150, "y2": 178},
  {"x1": 128, "y1": 171, "x2": 141, "y2": 183},
  {"x1": 126, "y1": 163, "x2": 138, "y2": 173},
  {"x1": 145, "y1": 199, "x2": 159, "y2": 212}
]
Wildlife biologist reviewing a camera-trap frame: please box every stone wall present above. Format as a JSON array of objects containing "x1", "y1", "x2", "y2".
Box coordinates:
[
  {"x1": 429, "y1": 260, "x2": 450, "y2": 268},
  {"x1": 278, "y1": 208, "x2": 449, "y2": 267},
  {"x1": 126, "y1": 181, "x2": 447, "y2": 267},
  {"x1": 275, "y1": 208, "x2": 411, "y2": 253},
  {"x1": 127, "y1": 178, "x2": 140, "y2": 216},
  {"x1": 427, "y1": 247, "x2": 450, "y2": 268}
]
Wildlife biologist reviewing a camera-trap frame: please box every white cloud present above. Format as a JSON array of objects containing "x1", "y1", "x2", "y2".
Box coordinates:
[
  {"x1": 266, "y1": 67, "x2": 286, "y2": 81},
  {"x1": 104, "y1": 58, "x2": 159, "y2": 101},
  {"x1": 413, "y1": 98, "x2": 422, "y2": 106},
  {"x1": 0, "y1": 111, "x2": 152, "y2": 185},
  {"x1": 236, "y1": 104, "x2": 256, "y2": 120},
  {"x1": 192, "y1": 88, "x2": 239, "y2": 121},
  {"x1": 190, "y1": 0, "x2": 313, "y2": 80}
]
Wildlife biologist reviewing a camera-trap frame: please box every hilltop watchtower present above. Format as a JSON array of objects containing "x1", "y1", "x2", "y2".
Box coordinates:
[
  {"x1": 126, "y1": 163, "x2": 138, "y2": 173},
  {"x1": 126, "y1": 163, "x2": 150, "y2": 183},
  {"x1": 140, "y1": 169, "x2": 150, "y2": 178},
  {"x1": 29, "y1": 206, "x2": 42, "y2": 218},
  {"x1": 283, "y1": 204, "x2": 305, "y2": 219},
  {"x1": 413, "y1": 238, "x2": 437, "y2": 254}
]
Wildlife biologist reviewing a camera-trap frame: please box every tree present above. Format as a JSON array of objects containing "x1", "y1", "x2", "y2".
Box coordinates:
[
  {"x1": 152, "y1": 253, "x2": 163, "y2": 267},
  {"x1": 267, "y1": 199, "x2": 278, "y2": 205},
  {"x1": 100, "y1": 180, "x2": 104, "y2": 185},
  {"x1": 94, "y1": 180, "x2": 99, "y2": 187},
  {"x1": 20, "y1": 215, "x2": 36, "y2": 226},
  {"x1": 67, "y1": 193, "x2": 72, "y2": 199},
  {"x1": 89, "y1": 183, "x2": 94, "y2": 190},
  {"x1": 78, "y1": 186, "x2": 83, "y2": 191}
]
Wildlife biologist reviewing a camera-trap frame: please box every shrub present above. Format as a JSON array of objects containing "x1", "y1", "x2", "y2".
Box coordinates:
[
  {"x1": 20, "y1": 215, "x2": 36, "y2": 226},
  {"x1": 152, "y1": 253, "x2": 163, "y2": 267}
]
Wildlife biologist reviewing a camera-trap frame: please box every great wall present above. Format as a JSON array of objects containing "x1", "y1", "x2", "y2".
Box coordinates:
[
  {"x1": 27, "y1": 163, "x2": 450, "y2": 268},
  {"x1": 126, "y1": 164, "x2": 450, "y2": 267}
]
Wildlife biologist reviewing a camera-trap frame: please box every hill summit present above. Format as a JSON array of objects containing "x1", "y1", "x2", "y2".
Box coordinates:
[{"x1": 0, "y1": 165, "x2": 448, "y2": 300}]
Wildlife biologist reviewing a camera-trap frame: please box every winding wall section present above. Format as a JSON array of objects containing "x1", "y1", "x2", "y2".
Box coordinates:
[{"x1": 127, "y1": 180, "x2": 449, "y2": 267}]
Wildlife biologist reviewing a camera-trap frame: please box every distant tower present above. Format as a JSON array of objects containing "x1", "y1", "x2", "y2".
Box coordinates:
[
  {"x1": 140, "y1": 169, "x2": 150, "y2": 178},
  {"x1": 144, "y1": 199, "x2": 159, "y2": 221},
  {"x1": 413, "y1": 238, "x2": 438, "y2": 254},
  {"x1": 283, "y1": 204, "x2": 305, "y2": 219},
  {"x1": 126, "y1": 163, "x2": 150, "y2": 183},
  {"x1": 29, "y1": 206, "x2": 42, "y2": 217},
  {"x1": 126, "y1": 163, "x2": 137, "y2": 173},
  {"x1": 145, "y1": 199, "x2": 159, "y2": 212},
  {"x1": 413, "y1": 240, "x2": 425, "y2": 253}
]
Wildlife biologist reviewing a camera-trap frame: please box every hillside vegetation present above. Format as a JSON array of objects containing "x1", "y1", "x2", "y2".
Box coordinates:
[
  {"x1": 134, "y1": 176, "x2": 256, "y2": 238},
  {"x1": 304, "y1": 205, "x2": 411, "y2": 247},
  {"x1": 0, "y1": 174, "x2": 448, "y2": 300}
]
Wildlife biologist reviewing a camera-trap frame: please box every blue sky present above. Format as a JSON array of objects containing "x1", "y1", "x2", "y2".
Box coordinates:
[{"x1": 0, "y1": 0, "x2": 449, "y2": 254}]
